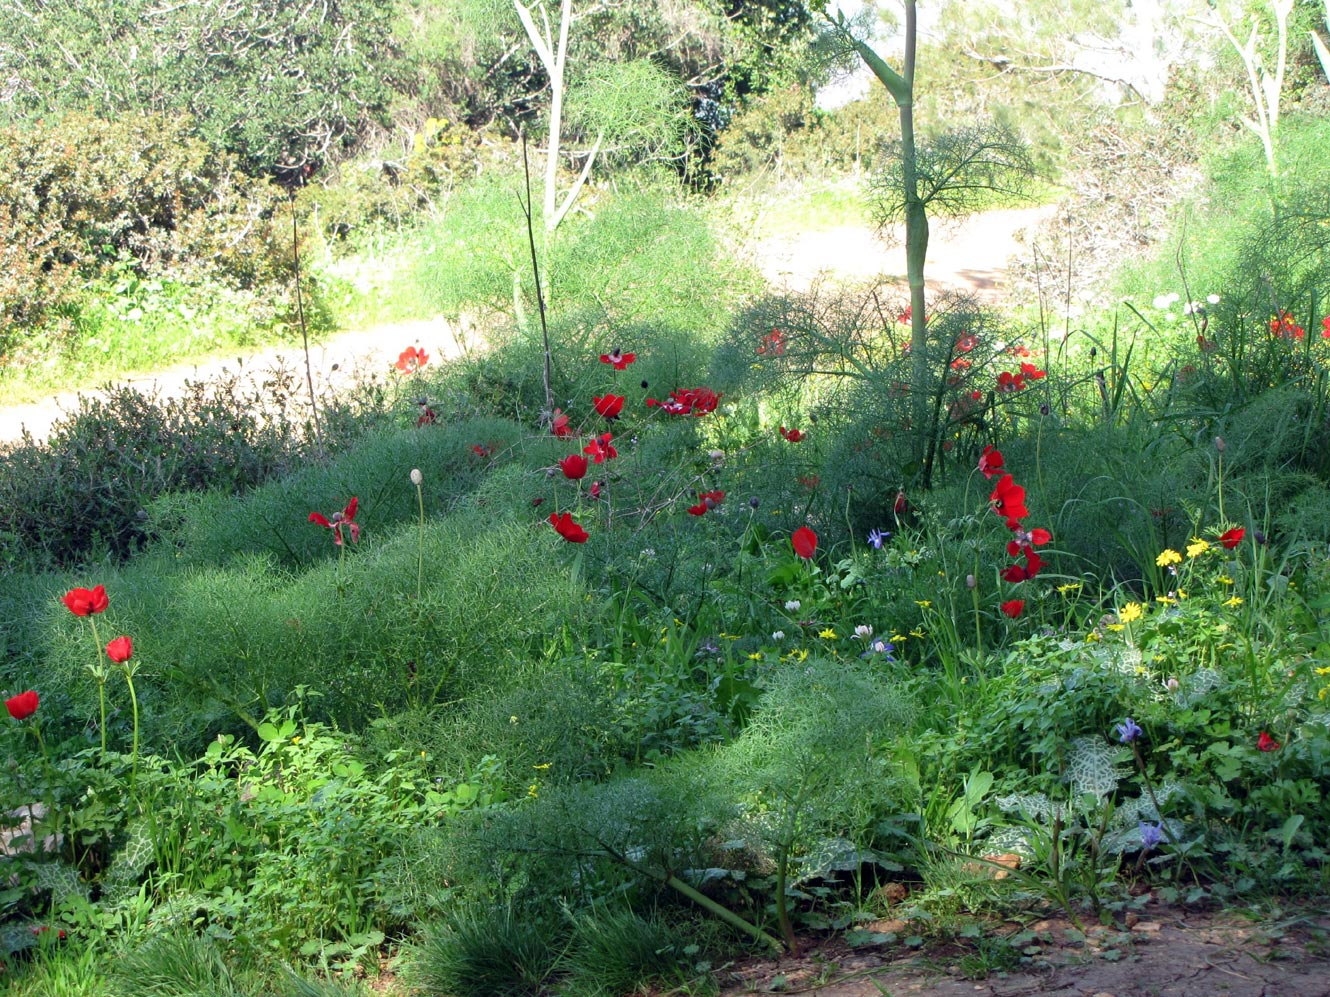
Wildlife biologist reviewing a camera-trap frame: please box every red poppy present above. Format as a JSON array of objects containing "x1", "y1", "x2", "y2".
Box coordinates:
[
  {"x1": 593, "y1": 394, "x2": 625, "y2": 419},
  {"x1": 550, "y1": 409, "x2": 572, "y2": 438},
  {"x1": 955, "y1": 333, "x2": 978, "y2": 353},
  {"x1": 688, "y1": 489, "x2": 725, "y2": 516},
  {"x1": 1006, "y1": 526, "x2": 1051, "y2": 557},
  {"x1": 1019, "y1": 362, "x2": 1046, "y2": 381},
  {"x1": 989, "y1": 474, "x2": 1028, "y2": 523},
  {"x1": 471, "y1": 444, "x2": 491, "y2": 458},
  {"x1": 645, "y1": 387, "x2": 721, "y2": 416},
  {"x1": 589, "y1": 481, "x2": 603, "y2": 500},
  {"x1": 1007, "y1": 342, "x2": 1032, "y2": 357},
  {"x1": 1001, "y1": 548, "x2": 1044, "y2": 582},
  {"x1": 583, "y1": 433, "x2": 618, "y2": 463},
  {"x1": 63, "y1": 585, "x2": 109, "y2": 616},
  {"x1": 779, "y1": 426, "x2": 806, "y2": 443},
  {"x1": 309, "y1": 497, "x2": 360, "y2": 546},
  {"x1": 417, "y1": 404, "x2": 437, "y2": 428},
  {"x1": 559, "y1": 454, "x2": 589, "y2": 480},
  {"x1": 599, "y1": 348, "x2": 636, "y2": 370},
  {"x1": 950, "y1": 357, "x2": 972, "y2": 372},
  {"x1": 1269, "y1": 311, "x2": 1304, "y2": 341},
  {"x1": 549, "y1": 511, "x2": 588, "y2": 543},
  {"x1": 1257, "y1": 731, "x2": 1280, "y2": 752},
  {"x1": 395, "y1": 346, "x2": 429, "y2": 372},
  {"x1": 1322, "y1": 316, "x2": 1330, "y2": 339},
  {"x1": 791, "y1": 526, "x2": 817, "y2": 559},
  {"x1": 1000, "y1": 599, "x2": 1025, "y2": 619},
  {"x1": 5, "y1": 690, "x2": 38, "y2": 720},
  {"x1": 1218, "y1": 526, "x2": 1244, "y2": 549},
  {"x1": 757, "y1": 329, "x2": 786, "y2": 356},
  {"x1": 978, "y1": 445, "x2": 1004, "y2": 479},
  {"x1": 105, "y1": 636, "x2": 133, "y2": 664},
  {"x1": 797, "y1": 474, "x2": 820, "y2": 490},
  {"x1": 996, "y1": 370, "x2": 1026, "y2": 393}
]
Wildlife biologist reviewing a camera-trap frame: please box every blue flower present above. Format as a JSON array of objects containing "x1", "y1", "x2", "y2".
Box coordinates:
[
  {"x1": 1115, "y1": 717, "x2": 1143, "y2": 743},
  {"x1": 1139, "y1": 821, "x2": 1164, "y2": 851},
  {"x1": 867, "y1": 528, "x2": 889, "y2": 549}
]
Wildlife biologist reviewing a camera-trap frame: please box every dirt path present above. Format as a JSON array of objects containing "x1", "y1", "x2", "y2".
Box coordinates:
[
  {"x1": 720, "y1": 907, "x2": 1330, "y2": 997},
  {"x1": 752, "y1": 204, "x2": 1058, "y2": 299},
  {"x1": 0, "y1": 316, "x2": 477, "y2": 446}
]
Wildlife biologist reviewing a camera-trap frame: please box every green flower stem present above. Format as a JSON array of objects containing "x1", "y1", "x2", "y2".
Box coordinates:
[
  {"x1": 414, "y1": 478, "x2": 425, "y2": 602},
  {"x1": 122, "y1": 664, "x2": 140, "y2": 795},
  {"x1": 88, "y1": 616, "x2": 108, "y2": 757}
]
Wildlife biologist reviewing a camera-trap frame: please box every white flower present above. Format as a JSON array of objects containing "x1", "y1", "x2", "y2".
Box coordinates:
[
  {"x1": 784, "y1": 600, "x2": 801, "y2": 611},
  {"x1": 1152, "y1": 292, "x2": 1179, "y2": 309},
  {"x1": 410, "y1": 468, "x2": 423, "y2": 485},
  {"x1": 771, "y1": 630, "x2": 785, "y2": 641},
  {"x1": 1207, "y1": 294, "x2": 1221, "y2": 304},
  {"x1": 854, "y1": 625, "x2": 873, "y2": 639}
]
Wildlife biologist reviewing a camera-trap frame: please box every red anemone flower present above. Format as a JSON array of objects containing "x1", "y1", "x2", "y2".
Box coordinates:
[
  {"x1": 593, "y1": 394, "x2": 625, "y2": 419},
  {"x1": 996, "y1": 370, "x2": 1026, "y2": 393},
  {"x1": 1006, "y1": 527, "x2": 1051, "y2": 557},
  {"x1": 1219, "y1": 526, "x2": 1245, "y2": 549},
  {"x1": 1257, "y1": 731, "x2": 1280, "y2": 752},
  {"x1": 1269, "y1": 311, "x2": 1304, "y2": 341},
  {"x1": 757, "y1": 329, "x2": 786, "y2": 356},
  {"x1": 550, "y1": 409, "x2": 572, "y2": 438},
  {"x1": 549, "y1": 511, "x2": 588, "y2": 543},
  {"x1": 989, "y1": 474, "x2": 1028, "y2": 523},
  {"x1": 1019, "y1": 362, "x2": 1047, "y2": 380},
  {"x1": 395, "y1": 346, "x2": 429, "y2": 373},
  {"x1": 978, "y1": 445, "x2": 1004, "y2": 479},
  {"x1": 791, "y1": 526, "x2": 817, "y2": 559},
  {"x1": 583, "y1": 433, "x2": 618, "y2": 463},
  {"x1": 955, "y1": 333, "x2": 978, "y2": 353},
  {"x1": 105, "y1": 636, "x2": 133, "y2": 664},
  {"x1": 63, "y1": 585, "x2": 109, "y2": 617},
  {"x1": 599, "y1": 348, "x2": 636, "y2": 370},
  {"x1": 559, "y1": 454, "x2": 589, "y2": 480},
  {"x1": 309, "y1": 497, "x2": 360, "y2": 546},
  {"x1": 645, "y1": 387, "x2": 720, "y2": 416},
  {"x1": 688, "y1": 489, "x2": 725, "y2": 516},
  {"x1": 1000, "y1": 599, "x2": 1025, "y2": 619},
  {"x1": 779, "y1": 426, "x2": 806, "y2": 443},
  {"x1": 5, "y1": 690, "x2": 38, "y2": 720},
  {"x1": 1001, "y1": 549, "x2": 1044, "y2": 583},
  {"x1": 1322, "y1": 316, "x2": 1330, "y2": 339},
  {"x1": 417, "y1": 402, "x2": 437, "y2": 428}
]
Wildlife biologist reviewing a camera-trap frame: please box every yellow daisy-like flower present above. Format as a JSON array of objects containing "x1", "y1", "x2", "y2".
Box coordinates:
[
  {"x1": 1085, "y1": 631, "x2": 1102, "y2": 642},
  {"x1": 1217, "y1": 575, "x2": 1234, "y2": 586},
  {"x1": 1105, "y1": 623, "x2": 1124, "y2": 632},
  {"x1": 1057, "y1": 582, "x2": 1083, "y2": 594},
  {"x1": 1223, "y1": 595, "x2": 1243, "y2": 608},
  {"x1": 1315, "y1": 667, "x2": 1330, "y2": 677},
  {"x1": 910, "y1": 628, "x2": 926, "y2": 639},
  {"x1": 891, "y1": 633, "x2": 908, "y2": 643},
  {"x1": 915, "y1": 600, "x2": 932, "y2": 609},
  {"x1": 1119, "y1": 602, "x2": 1144, "y2": 623},
  {"x1": 1156, "y1": 549, "x2": 1182, "y2": 567},
  {"x1": 819, "y1": 628, "x2": 838, "y2": 639},
  {"x1": 748, "y1": 652, "x2": 763, "y2": 661},
  {"x1": 1156, "y1": 595, "x2": 1176, "y2": 605},
  {"x1": 1186, "y1": 538, "x2": 1210, "y2": 558}
]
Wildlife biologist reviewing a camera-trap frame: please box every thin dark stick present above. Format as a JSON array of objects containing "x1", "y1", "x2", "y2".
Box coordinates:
[
  {"x1": 290, "y1": 192, "x2": 325, "y2": 460},
  {"x1": 518, "y1": 132, "x2": 555, "y2": 415}
]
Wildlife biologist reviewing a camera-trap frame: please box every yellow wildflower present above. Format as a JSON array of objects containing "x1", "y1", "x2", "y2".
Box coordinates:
[
  {"x1": 1217, "y1": 575, "x2": 1233, "y2": 586},
  {"x1": 533, "y1": 762, "x2": 552, "y2": 771},
  {"x1": 1156, "y1": 595, "x2": 1176, "y2": 605},
  {"x1": 1119, "y1": 602, "x2": 1143, "y2": 623},
  {"x1": 1223, "y1": 596, "x2": 1243, "y2": 608},
  {"x1": 1156, "y1": 549, "x2": 1182, "y2": 567},
  {"x1": 748, "y1": 652, "x2": 763, "y2": 661},
  {"x1": 819, "y1": 628, "x2": 838, "y2": 639},
  {"x1": 1105, "y1": 623, "x2": 1124, "y2": 632},
  {"x1": 1085, "y1": 631, "x2": 1102, "y2": 642},
  {"x1": 1186, "y1": 538, "x2": 1210, "y2": 558},
  {"x1": 910, "y1": 628, "x2": 926, "y2": 639},
  {"x1": 1057, "y1": 582, "x2": 1083, "y2": 594},
  {"x1": 915, "y1": 600, "x2": 932, "y2": 609}
]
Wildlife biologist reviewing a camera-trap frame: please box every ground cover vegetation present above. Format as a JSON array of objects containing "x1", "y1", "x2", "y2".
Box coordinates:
[{"x1": 2, "y1": 0, "x2": 1330, "y2": 993}]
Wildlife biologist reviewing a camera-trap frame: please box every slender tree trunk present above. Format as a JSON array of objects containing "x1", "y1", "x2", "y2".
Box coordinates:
[{"x1": 899, "y1": 1, "x2": 929, "y2": 474}]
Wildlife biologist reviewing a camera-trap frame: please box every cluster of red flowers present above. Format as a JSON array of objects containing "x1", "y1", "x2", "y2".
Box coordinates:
[
  {"x1": 995, "y1": 363, "x2": 1046, "y2": 393},
  {"x1": 1269, "y1": 311, "x2": 1304, "y2": 341},
  {"x1": 646, "y1": 386, "x2": 721, "y2": 416},
  {"x1": 688, "y1": 490, "x2": 725, "y2": 516},
  {"x1": 981, "y1": 446, "x2": 1050, "y2": 618},
  {"x1": 757, "y1": 329, "x2": 785, "y2": 356}
]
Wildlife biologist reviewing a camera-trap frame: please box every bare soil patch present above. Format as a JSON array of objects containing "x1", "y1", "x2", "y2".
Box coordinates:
[{"x1": 718, "y1": 906, "x2": 1330, "y2": 997}]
